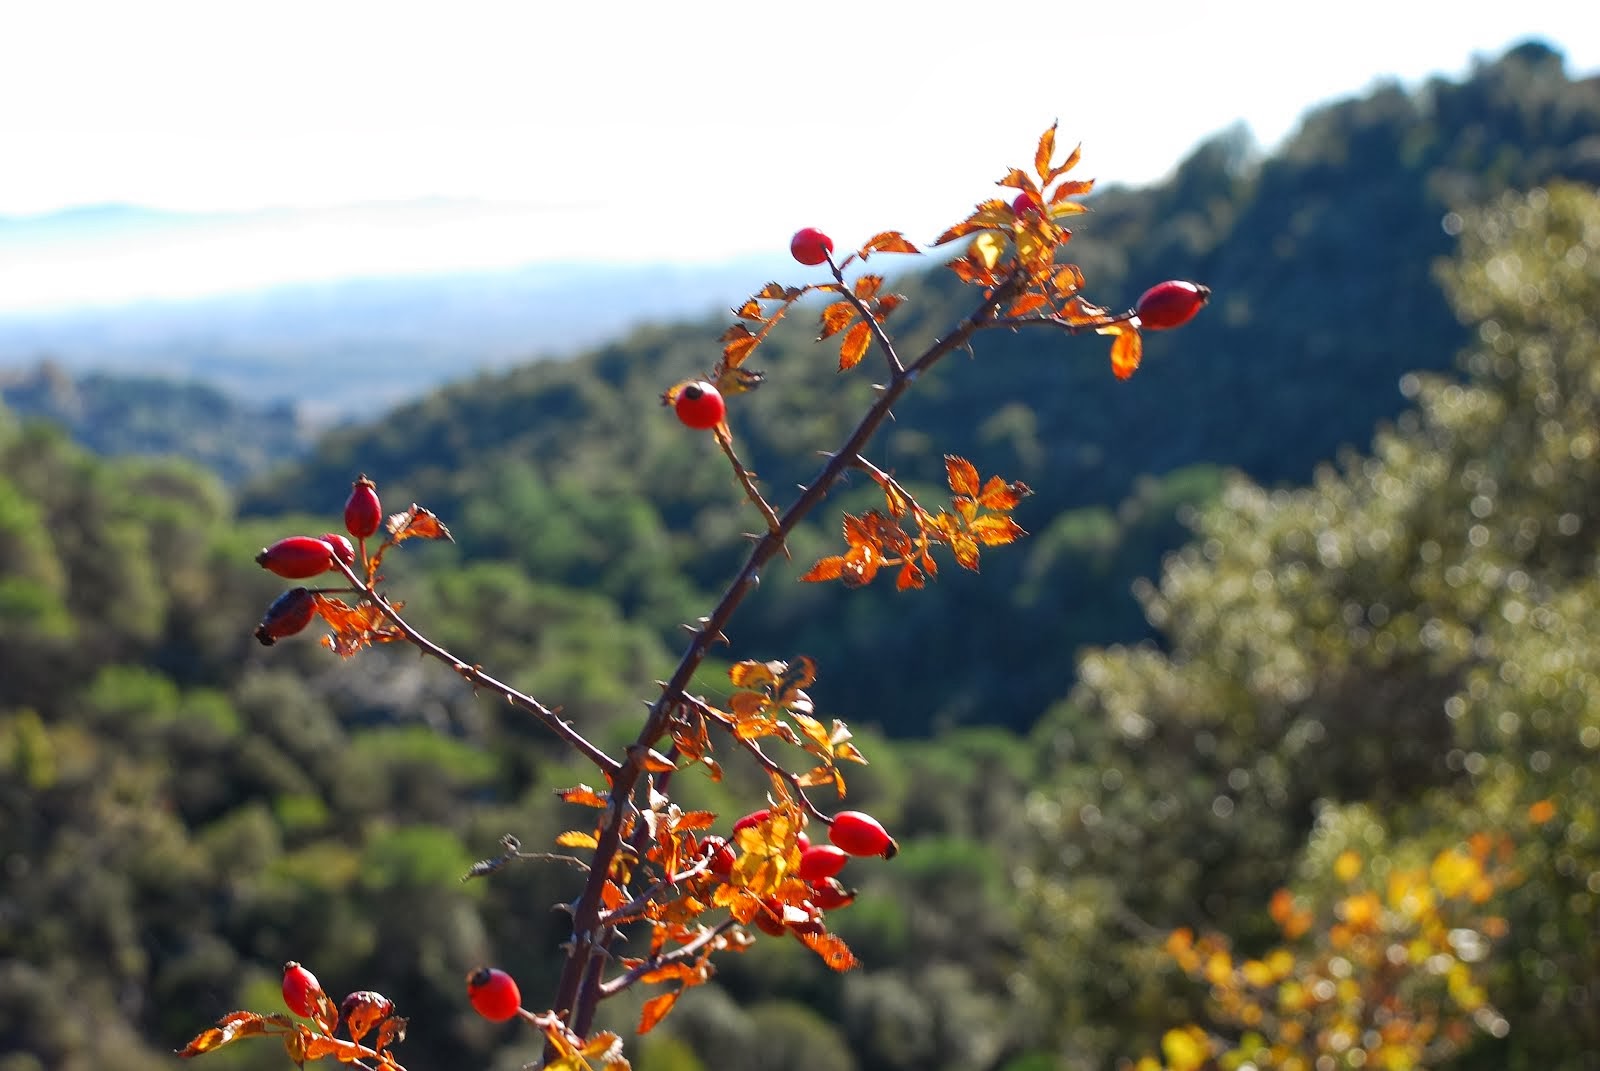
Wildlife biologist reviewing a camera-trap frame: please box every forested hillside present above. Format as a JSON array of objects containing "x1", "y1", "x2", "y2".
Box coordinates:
[
  {"x1": 3, "y1": 40, "x2": 1598, "y2": 1071},
  {"x1": 243, "y1": 41, "x2": 1600, "y2": 733}
]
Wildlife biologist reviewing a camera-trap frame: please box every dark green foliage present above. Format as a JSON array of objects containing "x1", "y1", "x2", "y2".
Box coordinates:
[{"x1": 0, "y1": 361, "x2": 312, "y2": 484}]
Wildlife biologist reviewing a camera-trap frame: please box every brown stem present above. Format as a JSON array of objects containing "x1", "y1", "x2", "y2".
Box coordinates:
[
  {"x1": 715, "y1": 424, "x2": 786, "y2": 548},
  {"x1": 329, "y1": 560, "x2": 621, "y2": 777},
  {"x1": 597, "y1": 918, "x2": 738, "y2": 999}
]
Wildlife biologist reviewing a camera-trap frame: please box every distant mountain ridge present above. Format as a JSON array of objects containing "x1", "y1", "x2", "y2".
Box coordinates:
[{"x1": 0, "y1": 198, "x2": 791, "y2": 413}]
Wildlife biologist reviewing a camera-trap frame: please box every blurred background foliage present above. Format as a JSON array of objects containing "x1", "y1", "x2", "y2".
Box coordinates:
[{"x1": 2, "y1": 42, "x2": 1598, "y2": 1071}]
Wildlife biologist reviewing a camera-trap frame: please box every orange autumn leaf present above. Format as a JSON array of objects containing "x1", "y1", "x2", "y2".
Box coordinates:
[
  {"x1": 860, "y1": 230, "x2": 919, "y2": 256},
  {"x1": 799, "y1": 930, "x2": 860, "y2": 972},
  {"x1": 838, "y1": 321, "x2": 872, "y2": 371},
  {"x1": 1099, "y1": 321, "x2": 1143, "y2": 379},
  {"x1": 638, "y1": 990, "x2": 679, "y2": 1035},
  {"x1": 945, "y1": 455, "x2": 981, "y2": 498},
  {"x1": 385, "y1": 505, "x2": 453, "y2": 544},
  {"x1": 819, "y1": 301, "x2": 856, "y2": 339}
]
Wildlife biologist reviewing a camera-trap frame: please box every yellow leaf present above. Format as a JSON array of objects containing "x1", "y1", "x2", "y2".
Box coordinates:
[
  {"x1": 838, "y1": 321, "x2": 872, "y2": 371},
  {"x1": 1161, "y1": 1025, "x2": 1211, "y2": 1071},
  {"x1": 556, "y1": 830, "x2": 599, "y2": 849},
  {"x1": 1334, "y1": 849, "x2": 1363, "y2": 883},
  {"x1": 970, "y1": 514, "x2": 1027, "y2": 547},
  {"x1": 971, "y1": 231, "x2": 1005, "y2": 270}
]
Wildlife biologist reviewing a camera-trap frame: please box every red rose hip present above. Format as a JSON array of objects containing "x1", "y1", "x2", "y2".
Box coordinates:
[
  {"x1": 674, "y1": 381, "x2": 726, "y2": 430},
  {"x1": 828, "y1": 810, "x2": 897, "y2": 859},
  {"x1": 466, "y1": 966, "x2": 521, "y2": 1022},
  {"x1": 321, "y1": 532, "x2": 356, "y2": 567},
  {"x1": 255, "y1": 588, "x2": 317, "y2": 646},
  {"x1": 798, "y1": 844, "x2": 850, "y2": 882},
  {"x1": 281, "y1": 961, "x2": 322, "y2": 1018},
  {"x1": 344, "y1": 476, "x2": 384, "y2": 539},
  {"x1": 1135, "y1": 280, "x2": 1211, "y2": 331},
  {"x1": 790, "y1": 227, "x2": 834, "y2": 266},
  {"x1": 256, "y1": 536, "x2": 337, "y2": 579}
]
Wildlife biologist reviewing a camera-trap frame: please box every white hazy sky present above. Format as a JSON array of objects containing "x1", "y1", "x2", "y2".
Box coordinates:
[{"x1": 1, "y1": 0, "x2": 1596, "y2": 294}]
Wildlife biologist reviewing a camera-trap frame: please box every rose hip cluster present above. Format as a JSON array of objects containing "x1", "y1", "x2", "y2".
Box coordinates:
[
  {"x1": 697, "y1": 807, "x2": 896, "y2": 938},
  {"x1": 251, "y1": 476, "x2": 383, "y2": 645}
]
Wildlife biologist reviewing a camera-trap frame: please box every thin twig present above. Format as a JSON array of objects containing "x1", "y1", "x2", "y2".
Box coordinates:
[
  {"x1": 598, "y1": 919, "x2": 738, "y2": 999},
  {"x1": 828, "y1": 254, "x2": 906, "y2": 376},
  {"x1": 329, "y1": 559, "x2": 621, "y2": 777},
  {"x1": 986, "y1": 308, "x2": 1137, "y2": 333},
  {"x1": 714, "y1": 425, "x2": 787, "y2": 552}
]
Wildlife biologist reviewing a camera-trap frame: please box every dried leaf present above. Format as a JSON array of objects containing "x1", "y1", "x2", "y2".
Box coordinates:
[
  {"x1": 728, "y1": 660, "x2": 779, "y2": 690},
  {"x1": 1045, "y1": 141, "x2": 1083, "y2": 183},
  {"x1": 556, "y1": 830, "x2": 599, "y2": 849},
  {"x1": 723, "y1": 332, "x2": 759, "y2": 368},
  {"x1": 1008, "y1": 292, "x2": 1048, "y2": 317},
  {"x1": 799, "y1": 930, "x2": 861, "y2": 971},
  {"x1": 971, "y1": 231, "x2": 1005, "y2": 270},
  {"x1": 732, "y1": 299, "x2": 764, "y2": 322},
  {"x1": 993, "y1": 168, "x2": 1029, "y2": 194},
  {"x1": 895, "y1": 561, "x2": 924, "y2": 590},
  {"x1": 838, "y1": 321, "x2": 872, "y2": 371},
  {"x1": 386, "y1": 505, "x2": 453, "y2": 543},
  {"x1": 374, "y1": 1015, "x2": 408, "y2": 1054},
  {"x1": 640, "y1": 749, "x2": 676, "y2": 773},
  {"x1": 970, "y1": 514, "x2": 1027, "y2": 546},
  {"x1": 860, "y1": 230, "x2": 919, "y2": 255},
  {"x1": 978, "y1": 475, "x2": 1032, "y2": 511},
  {"x1": 853, "y1": 273, "x2": 884, "y2": 300},
  {"x1": 1099, "y1": 322, "x2": 1144, "y2": 379},
  {"x1": 176, "y1": 1012, "x2": 275, "y2": 1057},
  {"x1": 944, "y1": 456, "x2": 981, "y2": 498},
  {"x1": 340, "y1": 991, "x2": 395, "y2": 1044},
  {"x1": 638, "y1": 991, "x2": 679, "y2": 1035},
  {"x1": 819, "y1": 301, "x2": 856, "y2": 339},
  {"x1": 801, "y1": 556, "x2": 847, "y2": 583},
  {"x1": 557, "y1": 784, "x2": 610, "y2": 808},
  {"x1": 1050, "y1": 178, "x2": 1095, "y2": 202}
]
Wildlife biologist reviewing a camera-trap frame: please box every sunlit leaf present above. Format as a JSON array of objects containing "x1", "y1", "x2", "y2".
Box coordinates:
[
  {"x1": 1008, "y1": 292, "x2": 1049, "y2": 317},
  {"x1": 838, "y1": 322, "x2": 872, "y2": 371},
  {"x1": 558, "y1": 784, "x2": 610, "y2": 809},
  {"x1": 1098, "y1": 321, "x2": 1143, "y2": 379},
  {"x1": 638, "y1": 991, "x2": 679, "y2": 1035},
  {"x1": 801, "y1": 556, "x2": 847, "y2": 583},
  {"x1": 1049, "y1": 178, "x2": 1095, "y2": 202},
  {"x1": 386, "y1": 505, "x2": 453, "y2": 543},
  {"x1": 374, "y1": 1015, "x2": 407, "y2": 1054},
  {"x1": 733, "y1": 299, "x2": 763, "y2": 322},
  {"x1": 176, "y1": 1012, "x2": 276, "y2": 1057},
  {"x1": 853, "y1": 274, "x2": 884, "y2": 300},
  {"x1": 728, "y1": 660, "x2": 779, "y2": 690},
  {"x1": 1034, "y1": 124, "x2": 1058, "y2": 180},
  {"x1": 556, "y1": 830, "x2": 599, "y2": 850},
  {"x1": 1044, "y1": 141, "x2": 1083, "y2": 183},
  {"x1": 998, "y1": 166, "x2": 1033, "y2": 192},
  {"x1": 799, "y1": 930, "x2": 860, "y2": 971},
  {"x1": 895, "y1": 562, "x2": 924, "y2": 590},
  {"x1": 819, "y1": 301, "x2": 856, "y2": 339},
  {"x1": 861, "y1": 230, "x2": 919, "y2": 255},
  {"x1": 971, "y1": 231, "x2": 1005, "y2": 270},
  {"x1": 944, "y1": 456, "x2": 981, "y2": 498},
  {"x1": 339, "y1": 992, "x2": 394, "y2": 1044},
  {"x1": 978, "y1": 475, "x2": 1031, "y2": 511},
  {"x1": 970, "y1": 515, "x2": 1026, "y2": 546}
]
